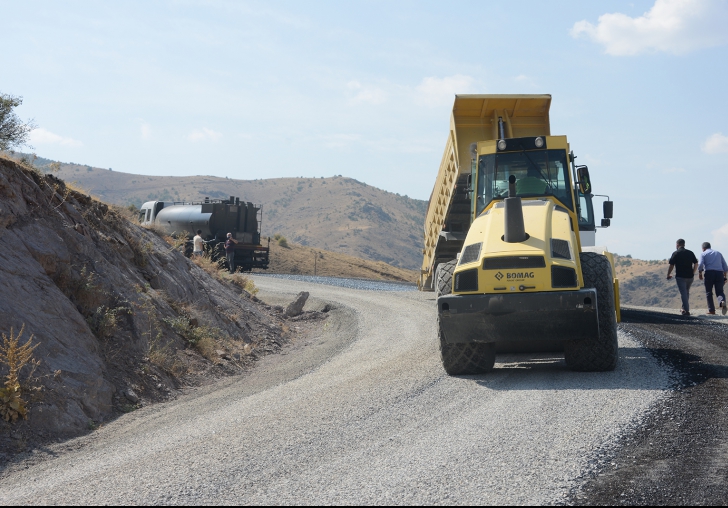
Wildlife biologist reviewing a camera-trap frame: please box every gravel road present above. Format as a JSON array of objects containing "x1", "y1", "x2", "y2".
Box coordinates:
[
  {"x1": 0, "y1": 278, "x2": 671, "y2": 505},
  {"x1": 571, "y1": 307, "x2": 728, "y2": 505}
]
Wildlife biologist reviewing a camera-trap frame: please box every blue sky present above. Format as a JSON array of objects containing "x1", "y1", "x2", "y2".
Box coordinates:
[{"x1": 3, "y1": 0, "x2": 728, "y2": 260}]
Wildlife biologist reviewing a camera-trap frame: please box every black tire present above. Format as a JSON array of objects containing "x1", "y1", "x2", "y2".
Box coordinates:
[
  {"x1": 435, "y1": 260, "x2": 457, "y2": 297},
  {"x1": 564, "y1": 252, "x2": 619, "y2": 371},
  {"x1": 436, "y1": 259, "x2": 496, "y2": 375}
]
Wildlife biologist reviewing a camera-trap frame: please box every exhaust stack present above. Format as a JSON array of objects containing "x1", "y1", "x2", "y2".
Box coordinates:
[{"x1": 504, "y1": 175, "x2": 528, "y2": 243}]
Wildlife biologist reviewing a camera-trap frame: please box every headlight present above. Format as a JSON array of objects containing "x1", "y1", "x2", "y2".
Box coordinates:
[
  {"x1": 534, "y1": 136, "x2": 544, "y2": 148},
  {"x1": 459, "y1": 242, "x2": 482, "y2": 265},
  {"x1": 497, "y1": 139, "x2": 507, "y2": 151}
]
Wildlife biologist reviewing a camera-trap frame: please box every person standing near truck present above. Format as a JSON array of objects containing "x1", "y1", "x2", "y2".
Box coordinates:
[
  {"x1": 697, "y1": 242, "x2": 728, "y2": 315},
  {"x1": 225, "y1": 232, "x2": 238, "y2": 273},
  {"x1": 667, "y1": 239, "x2": 698, "y2": 316},
  {"x1": 193, "y1": 230, "x2": 204, "y2": 257}
]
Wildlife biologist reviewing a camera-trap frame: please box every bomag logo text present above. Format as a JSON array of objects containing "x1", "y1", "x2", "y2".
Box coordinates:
[{"x1": 507, "y1": 272, "x2": 535, "y2": 279}]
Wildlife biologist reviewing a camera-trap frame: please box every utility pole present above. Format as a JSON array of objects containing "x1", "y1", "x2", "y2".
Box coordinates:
[{"x1": 314, "y1": 253, "x2": 317, "y2": 276}]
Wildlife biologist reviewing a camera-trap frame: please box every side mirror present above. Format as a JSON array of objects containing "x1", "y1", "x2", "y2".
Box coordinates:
[
  {"x1": 603, "y1": 200, "x2": 613, "y2": 219},
  {"x1": 601, "y1": 218, "x2": 611, "y2": 227},
  {"x1": 577, "y1": 166, "x2": 592, "y2": 194}
]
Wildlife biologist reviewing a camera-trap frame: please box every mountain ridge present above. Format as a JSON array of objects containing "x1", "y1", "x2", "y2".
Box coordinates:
[{"x1": 11, "y1": 153, "x2": 427, "y2": 270}]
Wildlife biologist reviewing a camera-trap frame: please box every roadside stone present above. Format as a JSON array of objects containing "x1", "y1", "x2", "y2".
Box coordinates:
[
  {"x1": 124, "y1": 389, "x2": 139, "y2": 404},
  {"x1": 285, "y1": 291, "x2": 309, "y2": 317}
]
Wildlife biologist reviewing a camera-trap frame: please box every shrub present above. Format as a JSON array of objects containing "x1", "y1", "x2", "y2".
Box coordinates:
[
  {"x1": 86, "y1": 305, "x2": 129, "y2": 339},
  {"x1": 230, "y1": 273, "x2": 259, "y2": 296},
  {"x1": 53, "y1": 265, "x2": 106, "y2": 314},
  {"x1": 0, "y1": 324, "x2": 39, "y2": 423},
  {"x1": 192, "y1": 254, "x2": 222, "y2": 277},
  {"x1": 124, "y1": 231, "x2": 153, "y2": 268},
  {"x1": 163, "y1": 315, "x2": 224, "y2": 356}
]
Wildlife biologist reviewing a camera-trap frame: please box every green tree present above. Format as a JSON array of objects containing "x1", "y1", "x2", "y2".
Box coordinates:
[{"x1": 0, "y1": 93, "x2": 35, "y2": 151}]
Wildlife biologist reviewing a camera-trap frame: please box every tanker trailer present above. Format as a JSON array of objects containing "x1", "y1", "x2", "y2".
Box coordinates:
[{"x1": 139, "y1": 196, "x2": 270, "y2": 272}]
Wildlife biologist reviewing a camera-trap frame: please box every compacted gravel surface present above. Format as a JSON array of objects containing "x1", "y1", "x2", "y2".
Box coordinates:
[
  {"x1": 254, "y1": 273, "x2": 418, "y2": 292},
  {"x1": 0, "y1": 278, "x2": 672, "y2": 505},
  {"x1": 569, "y1": 308, "x2": 728, "y2": 505}
]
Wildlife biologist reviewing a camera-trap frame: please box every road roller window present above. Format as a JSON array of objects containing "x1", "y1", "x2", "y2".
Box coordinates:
[
  {"x1": 477, "y1": 149, "x2": 572, "y2": 215},
  {"x1": 578, "y1": 192, "x2": 595, "y2": 231}
]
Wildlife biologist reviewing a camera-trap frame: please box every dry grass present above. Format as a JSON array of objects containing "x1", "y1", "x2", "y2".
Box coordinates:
[
  {"x1": 148, "y1": 338, "x2": 187, "y2": 376},
  {"x1": 229, "y1": 273, "x2": 259, "y2": 295},
  {"x1": 123, "y1": 230, "x2": 154, "y2": 267},
  {"x1": 141, "y1": 222, "x2": 169, "y2": 237},
  {"x1": 190, "y1": 255, "x2": 260, "y2": 295},
  {"x1": 52, "y1": 265, "x2": 107, "y2": 315},
  {"x1": 262, "y1": 241, "x2": 418, "y2": 282},
  {"x1": 191, "y1": 254, "x2": 222, "y2": 277},
  {"x1": 195, "y1": 336, "x2": 219, "y2": 361},
  {"x1": 86, "y1": 305, "x2": 128, "y2": 339},
  {"x1": 0, "y1": 324, "x2": 40, "y2": 423}
]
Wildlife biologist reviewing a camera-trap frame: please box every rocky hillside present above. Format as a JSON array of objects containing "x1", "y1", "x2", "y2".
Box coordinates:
[
  {"x1": 0, "y1": 155, "x2": 323, "y2": 451},
  {"x1": 9, "y1": 154, "x2": 427, "y2": 270}
]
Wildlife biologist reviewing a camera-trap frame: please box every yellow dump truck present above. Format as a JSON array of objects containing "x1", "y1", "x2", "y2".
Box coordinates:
[{"x1": 421, "y1": 94, "x2": 619, "y2": 374}]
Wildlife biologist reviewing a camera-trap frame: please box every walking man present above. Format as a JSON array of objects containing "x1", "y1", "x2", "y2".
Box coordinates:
[
  {"x1": 667, "y1": 239, "x2": 698, "y2": 316},
  {"x1": 225, "y1": 232, "x2": 238, "y2": 273},
  {"x1": 697, "y1": 242, "x2": 728, "y2": 315},
  {"x1": 193, "y1": 229, "x2": 204, "y2": 257}
]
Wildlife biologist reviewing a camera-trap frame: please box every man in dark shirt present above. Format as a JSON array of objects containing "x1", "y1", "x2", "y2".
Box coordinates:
[
  {"x1": 224, "y1": 232, "x2": 238, "y2": 273},
  {"x1": 667, "y1": 239, "x2": 698, "y2": 315}
]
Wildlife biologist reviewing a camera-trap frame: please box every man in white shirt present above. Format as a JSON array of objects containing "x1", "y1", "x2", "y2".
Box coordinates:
[
  {"x1": 698, "y1": 242, "x2": 728, "y2": 315},
  {"x1": 193, "y1": 229, "x2": 204, "y2": 257}
]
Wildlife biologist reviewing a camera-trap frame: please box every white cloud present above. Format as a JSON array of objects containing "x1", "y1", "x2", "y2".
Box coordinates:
[
  {"x1": 662, "y1": 167, "x2": 686, "y2": 174},
  {"x1": 347, "y1": 81, "x2": 387, "y2": 105},
  {"x1": 571, "y1": 0, "x2": 728, "y2": 56},
  {"x1": 415, "y1": 74, "x2": 475, "y2": 107},
  {"x1": 712, "y1": 223, "x2": 728, "y2": 246},
  {"x1": 187, "y1": 127, "x2": 222, "y2": 142},
  {"x1": 29, "y1": 128, "x2": 83, "y2": 147},
  {"x1": 702, "y1": 132, "x2": 728, "y2": 154}
]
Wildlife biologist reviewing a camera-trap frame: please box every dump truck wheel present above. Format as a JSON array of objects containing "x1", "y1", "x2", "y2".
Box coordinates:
[
  {"x1": 564, "y1": 252, "x2": 619, "y2": 372},
  {"x1": 436, "y1": 259, "x2": 496, "y2": 375},
  {"x1": 435, "y1": 260, "x2": 457, "y2": 297}
]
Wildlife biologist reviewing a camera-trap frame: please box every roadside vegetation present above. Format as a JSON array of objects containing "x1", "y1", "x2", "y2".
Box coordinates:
[
  {"x1": 0, "y1": 93, "x2": 35, "y2": 152},
  {"x1": 0, "y1": 325, "x2": 39, "y2": 423}
]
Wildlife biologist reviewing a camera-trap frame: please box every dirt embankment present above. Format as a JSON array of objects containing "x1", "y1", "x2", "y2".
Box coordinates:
[
  {"x1": 0, "y1": 156, "x2": 323, "y2": 454},
  {"x1": 260, "y1": 239, "x2": 418, "y2": 283}
]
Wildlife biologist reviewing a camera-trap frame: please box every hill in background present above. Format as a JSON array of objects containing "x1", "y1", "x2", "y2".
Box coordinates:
[
  {"x1": 262, "y1": 237, "x2": 417, "y2": 282},
  {"x1": 14, "y1": 154, "x2": 427, "y2": 270},
  {"x1": 6, "y1": 153, "x2": 712, "y2": 311},
  {"x1": 613, "y1": 253, "x2": 712, "y2": 312}
]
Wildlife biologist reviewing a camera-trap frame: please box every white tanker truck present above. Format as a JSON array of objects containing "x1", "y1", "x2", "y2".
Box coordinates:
[{"x1": 139, "y1": 196, "x2": 270, "y2": 272}]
